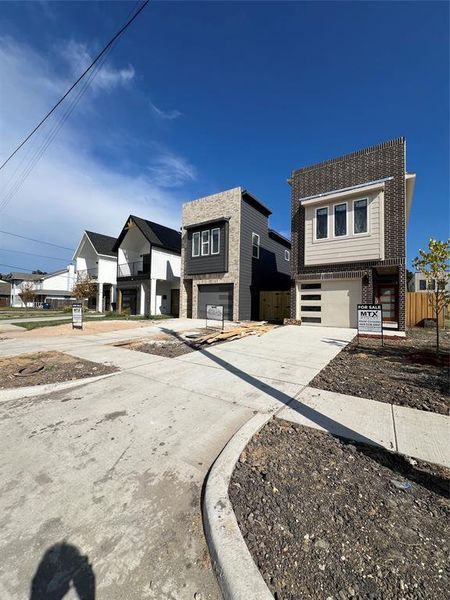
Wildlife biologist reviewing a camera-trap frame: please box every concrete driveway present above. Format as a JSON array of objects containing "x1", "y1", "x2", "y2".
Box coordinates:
[{"x1": 0, "y1": 323, "x2": 355, "y2": 599}]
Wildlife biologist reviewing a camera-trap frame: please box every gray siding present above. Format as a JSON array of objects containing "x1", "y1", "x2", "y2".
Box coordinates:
[
  {"x1": 239, "y1": 200, "x2": 291, "y2": 320},
  {"x1": 185, "y1": 221, "x2": 228, "y2": 275}
]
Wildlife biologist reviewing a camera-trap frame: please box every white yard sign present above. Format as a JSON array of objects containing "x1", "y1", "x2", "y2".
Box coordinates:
[
  {"x1": 206, "y1": 304, "x2": 224, "y2": 329},
  {"x1": 357, "y1": 304, "x2": 383, "y2": 334},
  {"x1": 72, "y1": 303, "x2": 83, "y2": 329}
]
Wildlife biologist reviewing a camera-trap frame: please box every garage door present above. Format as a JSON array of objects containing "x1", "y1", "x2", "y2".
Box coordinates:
[
  {"x1": 298, "y1": 279, "x2": 362, "y2": 327},
  {"x1": 197, "y1": 284, "x2": 234, "y2": 320}
]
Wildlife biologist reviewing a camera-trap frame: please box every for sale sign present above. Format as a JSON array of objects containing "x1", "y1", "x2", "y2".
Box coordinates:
[
  {"x1": 72, "y1": 303, "x2": 83, "y2": 329},
  {"x1": 206, "y1": 304, "x2": 224, "y2": 330},
  {"x1": 357, "y1": 304, "x2": 382, "y2": 334}
]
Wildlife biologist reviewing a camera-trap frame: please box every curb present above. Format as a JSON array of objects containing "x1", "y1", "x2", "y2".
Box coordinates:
[
  {"x1": 0, "y1": 371, "x2": 120, "y2": 403},
  {"x1": 203, "y1": 412, "x2": 274, "y2": 600}
]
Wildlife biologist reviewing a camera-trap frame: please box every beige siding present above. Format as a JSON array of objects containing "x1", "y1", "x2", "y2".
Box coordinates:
[{"x1": 304, "y1": 191, "x2": 384, "y2": 266}]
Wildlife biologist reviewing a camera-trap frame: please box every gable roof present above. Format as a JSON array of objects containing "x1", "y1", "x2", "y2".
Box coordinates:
[
  {"x1": 85, "y1": 231, "x2": 117, "y2": 257},
  {"x1": 113, "y1": 216, "x2": 181, "y2": 254},
  {"x1": 6, "y1": 272, "x2": 44, "y2": 282}
]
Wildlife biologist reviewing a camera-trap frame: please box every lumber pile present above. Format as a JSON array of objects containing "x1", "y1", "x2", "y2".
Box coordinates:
[{"x1": 196, "y1": 322, "x2": 275, "y2": 345}]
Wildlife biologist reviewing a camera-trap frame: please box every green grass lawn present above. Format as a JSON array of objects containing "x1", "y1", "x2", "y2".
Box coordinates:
[
  {"x1": 0, "y1": 309, "x2": 65, "y2": 320},
  {"x1": 14, "y1": 313, "x2": 172, "y2": 330}
]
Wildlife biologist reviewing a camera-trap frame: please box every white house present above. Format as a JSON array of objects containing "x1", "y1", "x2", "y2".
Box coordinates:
[
  {"x1": 414, "y1": 271, "x2": 450, "y2": 293},
  {"x1": 73, "y1": 231, "x2": 117, "y2": 311},
  {"x1": 6, "y1": 267, "x2": 76, "y2": 307},
  {"x1": 114, "y1": 215, "x2": 181, "y2": 316}
]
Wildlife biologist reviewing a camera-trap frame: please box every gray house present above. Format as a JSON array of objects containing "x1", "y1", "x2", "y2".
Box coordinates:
[{"x1": 180, "y1": 187, "x2": 291, "y2": 321}]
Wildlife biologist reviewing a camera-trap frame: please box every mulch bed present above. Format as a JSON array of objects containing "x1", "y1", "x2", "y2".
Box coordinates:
[
  {"x1": 230, "y1": 418, "x2": 450, "y2": 600},
  {"x1": 0, "y1": 351, "x2": 117, "y2": 389},
  {"x1": 310, "y1": 328, "x2": 449, "y2": 415}
]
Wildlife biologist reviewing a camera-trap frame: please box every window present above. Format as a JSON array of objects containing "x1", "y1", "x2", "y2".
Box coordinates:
[
  {"x1": 201, "y1": 230, "x2": 210, "y2": 255},
  {"x1": 334, "y1": 203, "x2": 347, "y2": 237},
  {"x1": 302, "y1": 316, "x2": 321, "y2": 323},
  {"x1": 316, "y1": 207, "x2": 328, "y2": 239},
  {"x1": 301, "y1": 305, "x2": 321, "y2": 312},
  {"x1": 192, "y1": 232, "x2": 200, "y2": 257},
  {"x1": 354, "y1": 199, "x2": 368, "y2": 234},
  {"x1": 284, "y1": 249, "x2": 290, "y2": 261},
  {"x1": 301, "y1": 283, "x2": 321, "y2": 290},
  {"x1": 211, "y1": 228, "x2": 220, "y2": 255},
  {"x1": 301, "y1": 294, "x2": 321, "y2": 301},
  {"x1": 427, "y1": 279, "x2": 435, "y2": 290},
  {"x1": 419, "y1": 280, "x2": 427, "y2": 291},
  {"x1": 252, "y1": 233, "x2": 260, "y2": 258}
]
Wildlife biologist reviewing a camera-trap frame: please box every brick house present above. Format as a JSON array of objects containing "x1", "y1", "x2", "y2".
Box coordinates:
[
  {"x1": 289, "y1": 138, "x2": 416, "y2": 331},
  {"x1": 180, "y1": 187, "x2": 291, "y2": 321}
]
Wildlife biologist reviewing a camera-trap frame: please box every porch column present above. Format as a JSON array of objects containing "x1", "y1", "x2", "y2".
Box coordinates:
[
  {"x1": 97, "y1": 282, "x2": 104, "y2": 312},
  {"x1": 139, "y1": 283, "x2": 146, "y2": 315},
  {"x1": 110, "y1": 285, "x2": 115, "y2": 310},
  {"x1": 117, "y1": 288, "x2": 122, "y2": 313},
  {"x1": 150, "y1": 278, "x2": 157, "y2": 316}
]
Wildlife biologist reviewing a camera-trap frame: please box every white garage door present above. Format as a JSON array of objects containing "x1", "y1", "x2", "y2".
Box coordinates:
[{"x1": 298, "y1": 279, "x2": 362, "y2": 327}]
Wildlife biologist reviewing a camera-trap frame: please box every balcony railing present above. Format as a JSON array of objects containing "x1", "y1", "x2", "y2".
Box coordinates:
[{"x1": 118, "y1": 260, "x2": 150, "y2": 278}]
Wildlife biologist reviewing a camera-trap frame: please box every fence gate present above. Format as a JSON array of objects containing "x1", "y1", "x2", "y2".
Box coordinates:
[{"x1": 259, "y1": 291, "x2": 291, "y2": 321}]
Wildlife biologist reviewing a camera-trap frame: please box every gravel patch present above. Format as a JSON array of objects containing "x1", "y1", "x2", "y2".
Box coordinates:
[
  {"x1": 310, "y1": 328, "x2": 449, "y2": 415},
  {"x1": 0, "y1": 351, "x2": 117, "y2": 389},
  {"x1": 230, "y1": 418, "x2": 450, "y2": 600}
]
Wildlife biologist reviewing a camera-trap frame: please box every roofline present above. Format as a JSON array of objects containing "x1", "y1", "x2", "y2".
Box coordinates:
[
  {"x1": 241, "y1": 188, "x2": 272, "y2": 217},
  {"x1": 184, "y1": 217, "x2": 230, "y2": 230},
  {"x1": 268, "y1": 229, "x2": 291, "y2": 248},
  {"x1": 299, "y1": 177, "x2": 393, "y2": 204}
]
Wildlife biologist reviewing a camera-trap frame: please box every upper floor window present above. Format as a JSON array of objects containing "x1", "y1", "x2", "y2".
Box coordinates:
[
  {"x1": 419, "y1": 279, "x2": 427, "y2": 291},
  {"x1": 285, "y1": 249, "x2": 290, "y2": 261},
  {"x1": 334, "y1": 203, "x2": 347, "y2": 237},
  {"x1": 192, "y1": 232, "x2": 200, "y2": 257},
  {"x1": 252, "y1": 233, "x2": 260, "y2": 258},
  {"x1": 316, "y1": 207, "x2": 328, "y2": 239},
  {"x1": 211, "y1": 228, "x2": 220, "y2": 255},
  {"x1": 201, "y1": 230, "x2": 210, "y2": 255},
  {"x1": 353, "y1": 199, "x2": 368, "y2": 234}
]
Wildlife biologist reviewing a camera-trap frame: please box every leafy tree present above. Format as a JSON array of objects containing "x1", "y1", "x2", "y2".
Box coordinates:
[
  {"x1": 413, "y1": 238, "x2": 450, "y2": 353},
  {"x1": 18, "y1": 281, "x2": 36, "y2": 309},
  {"x1": 72, "y1": 274, "x2": 97, "y2": 308}
]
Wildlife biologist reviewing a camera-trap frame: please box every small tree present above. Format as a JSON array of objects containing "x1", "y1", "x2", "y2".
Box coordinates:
[
  {"x1": 18, "y1": 281, "x2": 36, "y2": 309},
  {"x1": 413, "y1": 238, "x2": 450, "y2": 354},
  {"x1": 72, "y1": 274, "x2": 97, "y2": 308}
]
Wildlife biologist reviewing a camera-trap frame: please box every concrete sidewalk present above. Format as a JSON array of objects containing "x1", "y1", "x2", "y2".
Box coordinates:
[{"x1": 279, "y1": 386, "x2": 450, "y2": 468}]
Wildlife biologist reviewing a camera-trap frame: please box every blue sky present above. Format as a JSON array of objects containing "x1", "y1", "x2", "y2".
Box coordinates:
[{"x1": 0, "y1": 0, "x2": 448, "y2": 273}]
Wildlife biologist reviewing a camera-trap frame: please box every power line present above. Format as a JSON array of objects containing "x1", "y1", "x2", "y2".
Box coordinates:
[
  {"x1": 0, "y1": 0, "x2": 149, "y2": 173},
  {"x1": 0, "y1": 248, "x2": 72, "y2": 262},
  {"x1": 0, "y1": 230, "x2": 74, "y2": 251},
  {"x1": 0, "y1": 263, "x2": 49, "y2": 272}
]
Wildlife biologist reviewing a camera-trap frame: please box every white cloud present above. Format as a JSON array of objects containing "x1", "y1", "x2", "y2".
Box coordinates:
[
  {"x1": 61, "y1": 40, "x2": 135, "y2": 92},
  {"x1": 0, "y1": 37, "x2": 195, "y2": 270},
  {"x1": 150, "y1": 101, "x2": 182, "y2": 121}
]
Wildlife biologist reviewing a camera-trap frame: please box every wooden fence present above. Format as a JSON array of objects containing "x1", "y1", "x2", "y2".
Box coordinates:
[
  {"x1": 259, "y1": 291, "x2": 291, "y2": 321},
  {"x1": 406, "y1": 292, "x2": 444, "y2": 327}
]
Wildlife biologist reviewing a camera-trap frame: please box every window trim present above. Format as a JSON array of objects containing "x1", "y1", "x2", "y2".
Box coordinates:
[
  {"x1": 211, "y1": 227, "x2": 220, "y2": 255},
  {"x1": 192, "y1": 232, "x2": 200, "y2": 257},
  {"x1": 333, "y1": 202, "x2": 348, "y2": 238},
  {"x1": 201, "y1": 230, "x2": 210, "y2": 256},
  {"x1": 284, "y1": 249, "x2": 290, "y2": 261},
  {"x1": 252, "y1": 232, "x2": 260, "y2": 259},
  {"x1": 315, "y1": 206, "x2": 328, "y2": 240},
  {"x1": 353, "y1": 197, "x2": 369, "y2": 235}
]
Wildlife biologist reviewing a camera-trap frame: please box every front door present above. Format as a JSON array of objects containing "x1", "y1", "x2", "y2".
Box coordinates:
[
  {"x1": 122, "y1": 289, "x2": 138, "y2": 315},
  {"x1": 375, "y1": 284, "x2": 398, "y2": 324}
]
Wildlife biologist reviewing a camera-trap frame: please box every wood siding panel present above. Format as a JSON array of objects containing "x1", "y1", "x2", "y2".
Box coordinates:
[{"x1": 304, "y1": 192, "x2": 383, "y2": 266}]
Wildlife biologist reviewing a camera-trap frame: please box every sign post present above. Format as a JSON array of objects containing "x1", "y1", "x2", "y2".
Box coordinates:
[
  {"x1": 357, "y1": 303, "x2": 383, "y2": 345},
  {"x1": 72, "y1": 303, "x2": 83, "y2": 330},
  {"x1": 206, "y1": 304, "x2": 224, "y2": 332}
]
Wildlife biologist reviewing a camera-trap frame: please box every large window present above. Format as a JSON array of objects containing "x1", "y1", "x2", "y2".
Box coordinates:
[
  {"x1": 354, "y1": 199, "x2": 368, "y2": 234},
  {"x1": 252, "y1": 233, "x2": 260, "y2": 258},
  {"x1": 211, "y1": 228, "x2": 220, "y2": 255},
  {"x1": 201, "y1": 230, "x2": 210, "y2": 255},
  {"x1": 334, "y1": 203, "x2": 347, "y2": 237},
  {"x1": 192, "y1": 232, "x2": 200, "y2": 257},
  {"x1": 316, "y1": 207, "x2": 328, "y2": 239}
]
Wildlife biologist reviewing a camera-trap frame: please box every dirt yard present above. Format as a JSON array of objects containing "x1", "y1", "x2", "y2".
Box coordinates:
[
  {"x1": 230, "y1": 418, "x2": 450, "y2": 600},
  {"x1": 310, "y1": 328, "x2": 449, "y2": 415},
  {"x1": 114, "y1": 333, "x2": 198, "y2": 358},
  {"x1": 4, "y1": 319, "x2": 157, "y2": 338},
  {"x1": 0, "y1": 351, "x2": 117, "y2": 389}
]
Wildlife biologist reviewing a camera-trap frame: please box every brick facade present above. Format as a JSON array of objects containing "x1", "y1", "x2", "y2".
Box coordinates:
[{"x1": 290, "y1": 138, "x2": 407, "y2": 330}]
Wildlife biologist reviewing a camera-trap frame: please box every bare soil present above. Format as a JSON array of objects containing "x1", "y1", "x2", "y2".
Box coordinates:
[
  {"x1": 310, "y1": 328, "x2": 449, "y2": 415},
  {"x1": 0, "y1": 351, "x2": 117, "y2": 389},
  {"x1": 230, "y1": 418, "x2": 450, "y2": 600},
  {"x1": 2, "y1": 319, "x2": 156, "y2": 338}
]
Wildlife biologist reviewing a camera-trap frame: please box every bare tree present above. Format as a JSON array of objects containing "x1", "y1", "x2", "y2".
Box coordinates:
[
  {"x1": 72, "y1": 274, "x2": 97, "y2": 308},
  {"x1": 413, "y1": 238, "x2": 450, "y2": 354},
  {"x1": 18, "y1": 281, "x2": 36, "y2": 309}
]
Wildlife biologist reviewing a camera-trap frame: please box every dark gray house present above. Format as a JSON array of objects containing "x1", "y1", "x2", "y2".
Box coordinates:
[
  {"x1": 289, "y1": 138, "x2": 416, "y2": 331},
  {"x1": 180, "y1": 187, "x2": 291, "y2": 321}
]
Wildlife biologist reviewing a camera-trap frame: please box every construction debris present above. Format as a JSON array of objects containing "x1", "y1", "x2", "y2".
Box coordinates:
[{"x1": 196, "y1": 322, "x2": 276, "y2": 345}]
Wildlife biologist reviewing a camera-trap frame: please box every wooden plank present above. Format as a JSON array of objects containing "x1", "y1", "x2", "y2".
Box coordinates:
[{"x1": 406, "y1": 292, "x2": 444, "y2": 327}]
